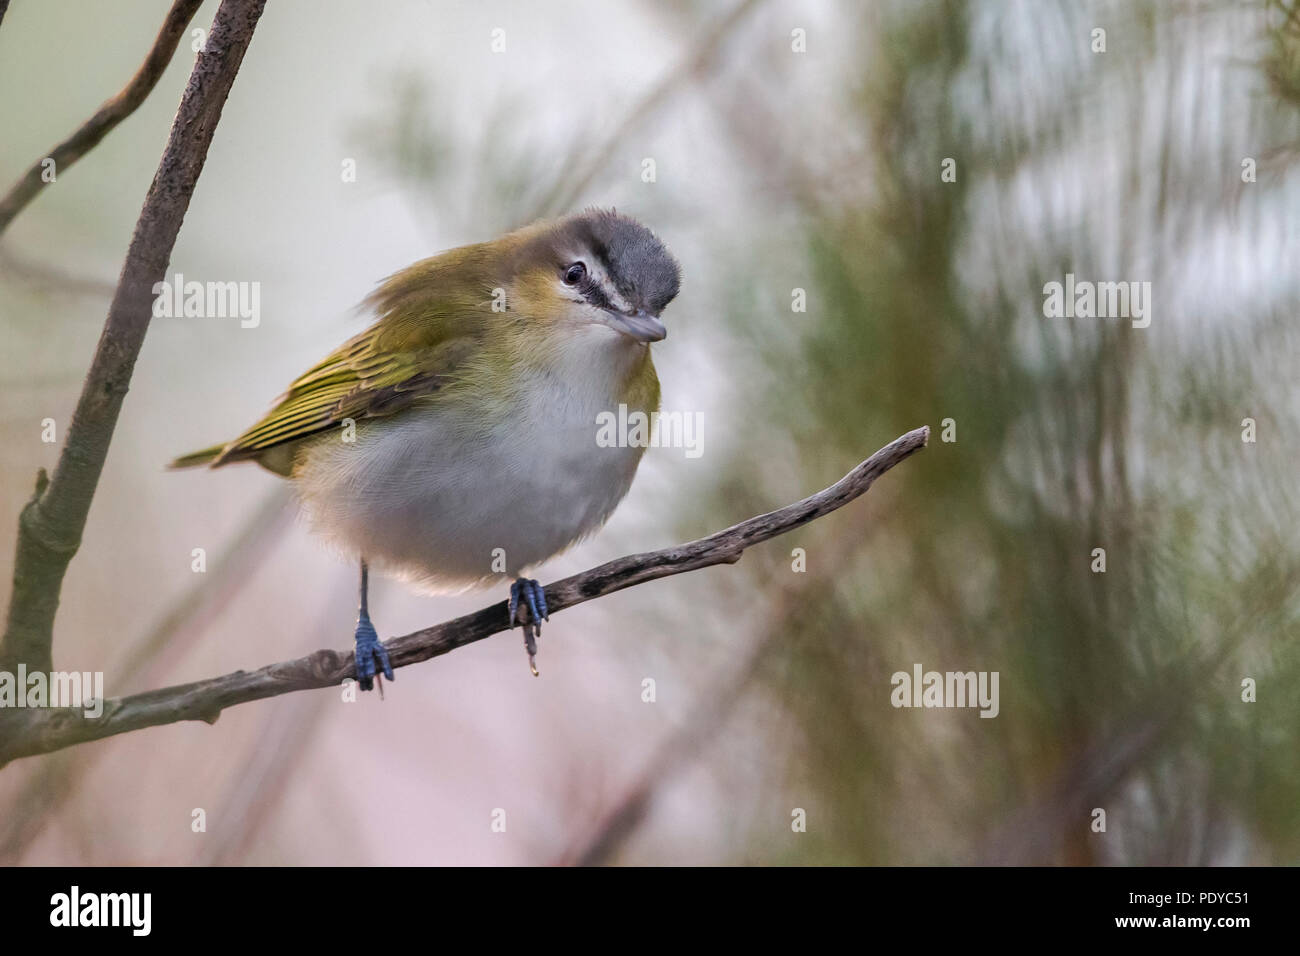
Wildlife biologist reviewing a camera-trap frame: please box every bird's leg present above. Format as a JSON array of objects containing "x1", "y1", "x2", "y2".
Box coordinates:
[
  {"x1": 354, "y1": 558, "x2": 394, "y2": 694},
  {"x1": 508, "y1": 577, "x2": 549, "y2": 676}
]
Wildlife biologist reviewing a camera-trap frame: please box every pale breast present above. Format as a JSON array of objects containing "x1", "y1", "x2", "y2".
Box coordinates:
[{"x1": 293, "y1": 326, "x2": 656, "y2": 592}]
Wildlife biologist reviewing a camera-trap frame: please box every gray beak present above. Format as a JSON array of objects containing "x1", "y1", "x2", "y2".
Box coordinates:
[{"x1": 603, "y1": 308, "x2": 667, "y2": 343}]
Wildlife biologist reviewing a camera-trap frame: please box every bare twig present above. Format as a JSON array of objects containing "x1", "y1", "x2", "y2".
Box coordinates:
[
  {"x1": 0, "y1": 427, "x2": 928, "y2": 766},
  {"x1": 563, "y1": 598, "x2": 776, "y2": 866},
  {"x1": 534, "y1": 0, "x2": 767, "y2": 218},
  {"x1": 0, "y1": 0, "x2": 206, "y2": 237},
  {"x1": 0, "y1": 0, "x2": 266, "y2": 675},
  {"x1": 195, "y1": 691, "x2": 331, "y2": 865}
]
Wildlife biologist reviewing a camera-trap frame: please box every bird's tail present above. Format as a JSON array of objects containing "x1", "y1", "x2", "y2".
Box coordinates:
[{"x1": 168, "y1": 443, "x2": 226, "y2": 470}]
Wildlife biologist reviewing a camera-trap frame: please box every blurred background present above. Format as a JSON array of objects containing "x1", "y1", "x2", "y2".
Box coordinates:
[{"x1": 1, "y1": 0, "x2": 1297, "y2": 865}]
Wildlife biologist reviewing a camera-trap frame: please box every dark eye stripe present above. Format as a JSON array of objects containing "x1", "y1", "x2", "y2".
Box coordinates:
[
  {"x1": 582, "y1": 280, "x2": 613, "y2": 311},
  {"x1": 596, "y1": 249, "x2": 639, "y2": 304}
]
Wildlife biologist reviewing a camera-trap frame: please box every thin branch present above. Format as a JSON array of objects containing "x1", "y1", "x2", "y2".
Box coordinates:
[
  {"x1": 0, "y1": 0, "x2": 266, "y2": 675},
  {"x1": 0, "y1": 426, "x2": 929, "y2": 767},
  {"x1": 0, "y1": 0, "x2": 206, "y2": 237},
  {"x1": 196, "y1": 691, "x2": 330, "y2": 865},
  {"x1": 533, "y1": 0, "x2": 767, "y2": 218},
  {"x1": 564, "y1": 593, "x2": 777, "y2": 866}
]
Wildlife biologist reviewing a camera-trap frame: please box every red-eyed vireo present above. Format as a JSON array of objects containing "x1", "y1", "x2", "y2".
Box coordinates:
[{"x1": 172, "y1": 209, "x2": 680, "y2": 688}]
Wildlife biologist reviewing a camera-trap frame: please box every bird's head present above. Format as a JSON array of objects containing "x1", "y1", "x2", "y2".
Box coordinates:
[{"x1": 508, "y1": 209, "x2": 681, "y2": 344}]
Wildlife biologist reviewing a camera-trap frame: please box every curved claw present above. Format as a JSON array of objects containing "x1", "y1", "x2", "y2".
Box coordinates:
[{"x1": 354, "y1": 615, "x2": 394, "y2": 693}]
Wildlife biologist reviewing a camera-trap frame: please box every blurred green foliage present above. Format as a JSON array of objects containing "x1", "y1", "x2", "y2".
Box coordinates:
[{"x1": 707, "y1": 0, "x2": 1300, "y2": 864}]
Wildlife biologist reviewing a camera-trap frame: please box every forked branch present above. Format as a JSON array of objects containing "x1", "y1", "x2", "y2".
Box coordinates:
[{"x1": 0, "y1": 0, "x2": 266, "y2": 675}]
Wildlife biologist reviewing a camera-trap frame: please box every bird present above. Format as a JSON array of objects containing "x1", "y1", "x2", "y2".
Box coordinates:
[{"x1": 171, "y1": 209, "x2": 680, "y2": 690}]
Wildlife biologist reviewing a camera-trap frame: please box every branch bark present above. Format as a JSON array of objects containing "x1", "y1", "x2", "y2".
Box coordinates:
[
  {"x1": 0, "y1": 0, "x2": 266, "y2": 675},
  {"x1": 0, "y1": 0, "x2": 206, "y2": 237},
  {"x1": 0, "y1": 426, "x2": 928, "y2": 766}
]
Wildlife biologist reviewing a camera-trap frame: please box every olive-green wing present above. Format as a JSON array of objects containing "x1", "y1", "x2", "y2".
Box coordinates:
[
  {"x1": 171, "y1": 241, "x2": 505, "y2": 473},
  {"x1": 208, "y1": 327, "x2": 464, "y2": 469}
]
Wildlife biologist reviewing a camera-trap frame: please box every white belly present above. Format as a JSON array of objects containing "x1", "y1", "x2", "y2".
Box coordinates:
[{"x1": 293, "y1": 331, "x2": 651, "y2": 591}]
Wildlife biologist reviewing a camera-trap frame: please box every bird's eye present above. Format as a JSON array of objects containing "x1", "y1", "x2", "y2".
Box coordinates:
[{"x1": 562, "y1": 262, "x2": 587, "y2": 286}]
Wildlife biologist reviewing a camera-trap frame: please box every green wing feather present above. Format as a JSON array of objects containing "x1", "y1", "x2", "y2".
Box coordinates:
[
  {"x1": 171, "y1": 242, "x2": 504, "y2": 474},
  {"x1": 209, "y1": 334, "x2": 457, "y2": 467}
]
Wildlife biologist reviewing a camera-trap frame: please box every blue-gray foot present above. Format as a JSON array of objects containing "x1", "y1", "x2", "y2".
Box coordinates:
[
  {"x1": 508, "y1": 577, "x2": 549, "y2": 676},
  {"x1": 354, "y1": 612, "x2": 394, "y2": 693}
]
